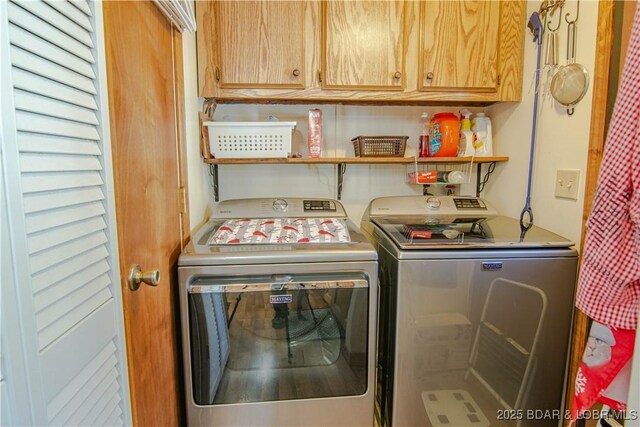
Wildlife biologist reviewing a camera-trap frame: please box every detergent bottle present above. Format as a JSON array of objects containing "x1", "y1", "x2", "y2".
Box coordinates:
[
  {"x1": 429, "y1": 112, "x2": 459, "y2": 157},
  {"x1": 457, "y1": 109, "x2": 475, "y2": 157},
  {"x1": 471, "y1": 113, "x2": 493, "y2": 156}
]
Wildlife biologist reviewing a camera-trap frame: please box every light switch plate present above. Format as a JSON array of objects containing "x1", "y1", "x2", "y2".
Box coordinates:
[{"x1": 555, "y1": 169, "x2": 580, "y2": 200}]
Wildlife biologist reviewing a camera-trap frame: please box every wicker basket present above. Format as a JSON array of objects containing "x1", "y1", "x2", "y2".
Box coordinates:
[{"x1": 352, "y1": 136, "x2": 408, "y2": 157}]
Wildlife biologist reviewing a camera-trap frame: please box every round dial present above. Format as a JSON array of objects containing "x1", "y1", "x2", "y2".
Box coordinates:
[
  {"x1": 272, "y1": 199, "x2": 289, "y2": 212},
  {"x1": 425, "y1": 196, "x2": 441, "y2": 210},
  {"x1": 425, "y1": 217, "x2": 440, "y2": 225}
]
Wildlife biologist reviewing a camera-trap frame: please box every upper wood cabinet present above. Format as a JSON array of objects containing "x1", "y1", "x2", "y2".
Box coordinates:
[
  {"x1": 196, "y1": 1, "x2": 307, "y2": 93},
  {"x1": 219, "y1": 2, "x2": 305, "y2": 88},
  {"x1": 322, "y1": 1, "x2": 406, "y2": 90},
  {"x1": 196, "y1": 0, "x2": 525, "y2": 103},
  {"x1": 418, "y1": 1, "x2": 500, "y2": 92}
]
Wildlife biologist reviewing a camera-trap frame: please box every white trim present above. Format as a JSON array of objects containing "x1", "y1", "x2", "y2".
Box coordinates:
[
  {"x1": 92, "y1": 0, "x2": 132, "y2": 423},
  {"x1": 153, "y1": 0, "x2": 196, "y2": 33}
]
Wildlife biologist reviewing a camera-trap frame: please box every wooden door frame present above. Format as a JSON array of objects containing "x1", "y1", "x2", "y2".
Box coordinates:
[
  {"x1": 171, "y1": 23, "x2": 191, "y2": 425},
  {"x1": 565, "y1": 1, "x2": 615, "y2": 423},
  {"x1": 172, "y1": 28, "x2": 191, "y2": 248}
]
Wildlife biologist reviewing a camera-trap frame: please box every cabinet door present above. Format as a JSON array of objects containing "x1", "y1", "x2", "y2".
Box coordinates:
[
  {"x1": 322, "y1": 1, "x2": 406, "y2": 90},
  {"x1": 418, "y1": 1, "x2": 500, "y2": 92},
  {"x1": 216, "y1": 1, "x2": 305, "y2": 89}
]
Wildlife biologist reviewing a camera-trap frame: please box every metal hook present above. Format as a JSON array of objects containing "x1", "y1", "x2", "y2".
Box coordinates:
[
  {"x1": 565, "y1": 0, "x2": 580, "y2": 24},
  {"x1": 538, "y1": 0, "x2": 557, "y2": 18},
  {"x1": 546, "y1": 3, "x2": 563, "y2": 32}
]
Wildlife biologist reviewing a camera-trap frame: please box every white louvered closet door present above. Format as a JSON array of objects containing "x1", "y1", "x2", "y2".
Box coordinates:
[{"x1": 0, "y1": 0, "x2": 131, "y2": 425}]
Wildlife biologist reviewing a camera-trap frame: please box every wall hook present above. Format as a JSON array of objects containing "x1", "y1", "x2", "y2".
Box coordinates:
[
  {"x1": 565, "y1": 0, "x2": 580, "y2": 24},
  {"x1": 546, "y1": 3, "x2": 563, "y2": 32}
]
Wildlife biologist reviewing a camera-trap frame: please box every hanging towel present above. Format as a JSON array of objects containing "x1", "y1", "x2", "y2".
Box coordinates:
[
  {"x1": 571, "y1": 322, "x2": 636, "y2": 420},
  {"x1": 575, "y1": 3, "x2": 640, "y2": 331},
  {"x1": 571, "y1": 2, "x2": 640, "y2": 422}
]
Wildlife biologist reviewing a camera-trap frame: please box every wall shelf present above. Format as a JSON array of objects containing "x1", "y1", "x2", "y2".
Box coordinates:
[
  {"x1": 203, "y1": 156, "x2": 507, "y2": 165},
  {"x1": 204, "y1": 156, "x2": 508, "y2": 201}
]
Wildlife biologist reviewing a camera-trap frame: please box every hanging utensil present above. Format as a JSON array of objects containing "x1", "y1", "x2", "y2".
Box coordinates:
[
  {"x1": 520, "y1": 11, "x2": 545, "y2": 234},
  {"x1": 550, "y1": 0, "x2": 588, "y2": 115},
  {"x1": 544, "y1": 9, "x2": 562, "y2": 66}
]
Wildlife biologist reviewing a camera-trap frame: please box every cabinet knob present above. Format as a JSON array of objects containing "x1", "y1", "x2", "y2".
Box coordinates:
[
  {"x1": 292, "y1": 68, "x2": 300, "y2": 77},
  {"x1": 394, "y1": 71, "x2": 402, "y2": 80},
  {"x1": 426, "y1": 72, "x2": 434, "y2": 81},
  {"x1": 215, "y1": 67, "x2": 220, "y2": 82}
]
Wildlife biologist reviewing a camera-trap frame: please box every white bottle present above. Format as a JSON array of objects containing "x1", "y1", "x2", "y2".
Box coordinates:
[
  {"x1": 446, "y1": 170, "x2": 467, "y2": 184},
  {"x1": 458, "y1": 109, "x2": 475, "y2": 157},
  {"x1": 436, "y1": 170, "x2": 467, "y2": 184},
  {"x1": 471, "y1": 113, "x2": 493, "y2": 157}
]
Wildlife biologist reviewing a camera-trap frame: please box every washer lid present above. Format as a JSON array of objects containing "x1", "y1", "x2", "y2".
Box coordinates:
[{"x1": 371, "y1": 215, "x2": 574, "y2": 249}]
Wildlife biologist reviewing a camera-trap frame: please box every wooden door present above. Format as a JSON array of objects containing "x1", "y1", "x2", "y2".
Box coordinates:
[
  {"x1": 322, "y1": 1, "x2": 406, "y2": 90},
  {"x1": 103, "y1": 2, "x2": 187, "y2": 425},
  {"x1": 418, "y1": 0, "x2": 500, "y2": 92},
  {"x1": 212, "y1": 1, "x2": 305, "y2": 89}
]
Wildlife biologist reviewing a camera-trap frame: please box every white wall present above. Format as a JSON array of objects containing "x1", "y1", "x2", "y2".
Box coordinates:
[
  {"x1": 183, "y1": 0, "x2": 597, "y2": 248},
  {"x1": 182, "y1": 30, "x2": 210, "y2": 229},
  {"x1": 209, "y1": 104, "x2": 483, "y2": 223},
  {"x1": 486, "y1": 0, "x2": 597, "y2": 247}
]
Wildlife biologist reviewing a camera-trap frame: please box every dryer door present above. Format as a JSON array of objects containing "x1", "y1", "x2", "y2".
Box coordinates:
[{"x1": 187, "y1": 273, "x2": 370, "y2": 405}]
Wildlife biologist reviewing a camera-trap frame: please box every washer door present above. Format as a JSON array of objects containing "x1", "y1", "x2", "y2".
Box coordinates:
[{"x1": 188, "y1": 273, "x2": 370, "y2": 405}]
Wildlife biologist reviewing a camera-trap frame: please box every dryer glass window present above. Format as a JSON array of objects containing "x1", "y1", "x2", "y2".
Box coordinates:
[{"x1": 188, "y1": 274, "x2": 369, "y2": 405}]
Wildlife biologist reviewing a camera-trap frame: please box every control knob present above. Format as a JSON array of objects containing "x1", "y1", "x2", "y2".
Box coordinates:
[
  {"x1": 425, "y1": 196, "x2": 441, "y2": 210},
  {"x1": 272, "y1": 199, "x2": 289, "y2": 212}
]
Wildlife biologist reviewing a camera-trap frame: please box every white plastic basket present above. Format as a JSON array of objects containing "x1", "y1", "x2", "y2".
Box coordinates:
[{"x1": 204, "y1": 121, "x2": 296, "y2": 158}]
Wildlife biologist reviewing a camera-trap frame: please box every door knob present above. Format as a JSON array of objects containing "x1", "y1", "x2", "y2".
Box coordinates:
[{"x1": 128, "y1": 264, "x2": 160, "y2": 291}]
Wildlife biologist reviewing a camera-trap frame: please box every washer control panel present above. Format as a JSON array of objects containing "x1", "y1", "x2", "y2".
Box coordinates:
[
  {"x1": 453, "y1": 198, "x2": 487, "y2": 210},
  {"x1": 369, "y1": 195, "x2": 496, "y2": 217},
  {"x1": 303, "y1": 200, "x2": 336, "y2": 212},
  {"x1": 215, "y1": 198, "x2": 346, "y2": 219}
]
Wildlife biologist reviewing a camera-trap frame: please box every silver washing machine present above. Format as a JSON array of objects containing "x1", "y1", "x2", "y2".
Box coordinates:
[
  {"x1": 361, "y1": 196, "x2": 578, "y2": 427},
  {"x1": 179, "y1": 198, "x2": 377, "y2": 426}
]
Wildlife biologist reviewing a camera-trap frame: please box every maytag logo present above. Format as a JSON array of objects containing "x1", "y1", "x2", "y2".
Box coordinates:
[
  {"x1": 482, "y1": 262, "x2": 503, "y2": 271},
  {"x1": 270, "y1": 295, "x2": 293, "y2": 304}
]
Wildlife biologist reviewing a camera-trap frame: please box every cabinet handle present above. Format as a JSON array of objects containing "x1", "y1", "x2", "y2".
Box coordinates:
[
  {"x1": 317, "y1": 70, "x2": 322, "y2": 83},
  {"x1": 215, "y1": 66, "x2": 220, "y2": 82},
  {"x1": 426, "y1": 72, "x2": 434, "y2": 80},
  {"x1": 292, "y1": 68, "x2": 300, "y2": 77},
  {"x1": 394, "y1": 71, "x2": 402, "y2": 80}
]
